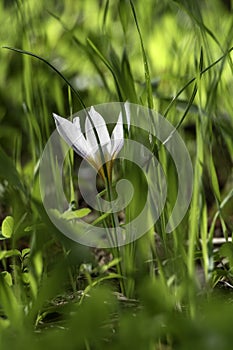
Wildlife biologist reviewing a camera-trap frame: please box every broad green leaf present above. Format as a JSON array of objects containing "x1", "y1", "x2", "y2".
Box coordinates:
[{"x1": 1, "y1": 216, "x2": 14, "y2": 238}]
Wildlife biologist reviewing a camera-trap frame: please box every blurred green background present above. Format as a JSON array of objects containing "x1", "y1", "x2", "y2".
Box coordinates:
[{"x1": 0, "y1": 0, "x2": 233, "y2": 349}]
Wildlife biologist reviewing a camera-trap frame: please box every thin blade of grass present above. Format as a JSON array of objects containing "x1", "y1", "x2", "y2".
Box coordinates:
[{"x1": 130, "y1": 0, "x2": 153, "y2": 109}]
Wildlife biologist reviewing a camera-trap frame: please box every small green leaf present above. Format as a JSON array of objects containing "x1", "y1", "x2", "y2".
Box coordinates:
[
  {"x1": 22, "y1": 272, "x2": 30, "y2": 284},
  {"x1": 51, "y1": 208, "x2": 91, "y2": 221},
  {"x1": 2, "y1": 216, "x2": 14, "y2": 238},
  {"x1": 61, "y1": 208, "x2": 91, "y2": 220},
  {"x1": 0, "y1": 249, "x2": 20, "y2": 260},
  {"x1": 0, "y1": 231, "x2": 8, "y2": 240},
  {"x1": 22, "y1": 248, "x2": 30, "y2": 259},
  {"x1": 1, "y1": 271, "x2": 13, "y2": 286}
]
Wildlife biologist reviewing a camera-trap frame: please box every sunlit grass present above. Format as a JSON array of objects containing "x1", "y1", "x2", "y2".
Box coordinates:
[{"x1": 0, "y1": 0, "x2": 233, "y2": 349}]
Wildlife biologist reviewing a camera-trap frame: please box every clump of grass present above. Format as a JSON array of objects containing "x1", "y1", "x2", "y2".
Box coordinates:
[{"x1": 0, "y1": 0, "x2": 233, "y2": 349}]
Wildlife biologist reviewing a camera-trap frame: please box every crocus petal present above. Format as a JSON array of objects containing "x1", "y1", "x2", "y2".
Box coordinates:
[
  {"x1": 53, "y1": 113, "x2": 89, "y2": 159},
  {"x1": 53, "y1": 103, "x2": 131, "y2": 181},
  {"x1": 72, "y1": 116, "x2": 92, "y2": 159},
  {"x1": 85, "y1": 107, "x2": 111, "y2": 154},
  {"x1": 53, "y1": 113, "x2": 77, "y2": 147},
  {"x1": 110, "y1": 111, "x2": 124, "y2": 158}
]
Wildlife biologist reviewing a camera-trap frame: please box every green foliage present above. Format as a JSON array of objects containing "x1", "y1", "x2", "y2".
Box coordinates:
[
  {"x1": 0, "y1": 148, "x2": 23, "y2": 191},
  {"x1": 1, "y1": 216, "x2": 14, "y2": 238},
  {"x1": 0, "y1": 0, "x2": 233, "y2": 349}
]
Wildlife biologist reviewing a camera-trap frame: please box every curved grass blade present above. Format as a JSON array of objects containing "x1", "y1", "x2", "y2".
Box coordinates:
[
  {"x1": 86, "y1": 38, "x2": 124, "y2": 101},
  {"x1": 2, "y1": 46, "x2": 112, "y2": 183},
  {"x1": 163, "y1": 46, "x2": 233, "y2": 119},
  {"x1": 102, "y1": 0, "x2": 109, "y2": 32},
  {"x1": 2, "y1": 46, "x2": 87, "y2": 110}
]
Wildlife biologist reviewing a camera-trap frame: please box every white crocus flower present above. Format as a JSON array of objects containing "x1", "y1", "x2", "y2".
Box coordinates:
[{"x1": 53, "y1": 105, "x2": 130, "y2": 180}]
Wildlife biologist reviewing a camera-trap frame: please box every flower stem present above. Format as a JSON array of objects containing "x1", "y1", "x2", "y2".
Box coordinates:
[{"x1": 103, "y1": 172, "x2": 126, "y2": 296}]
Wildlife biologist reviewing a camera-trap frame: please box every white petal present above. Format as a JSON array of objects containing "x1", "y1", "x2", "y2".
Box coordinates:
[
  {"x1": 71, "y1": 116, "x2": 92, "y2": 158},
  {"x1": 53, "y1": 113, "x2": 76, "y2": 146},
  {"x1": 110, "y1": 112, "x2": 124, "y2": 158},
  {"x1": 53, "y1": 113, "x2": 90, "y2": 159},
  {"x1": 85, "y1": 107, "x2": 111, "y2": 154}
]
